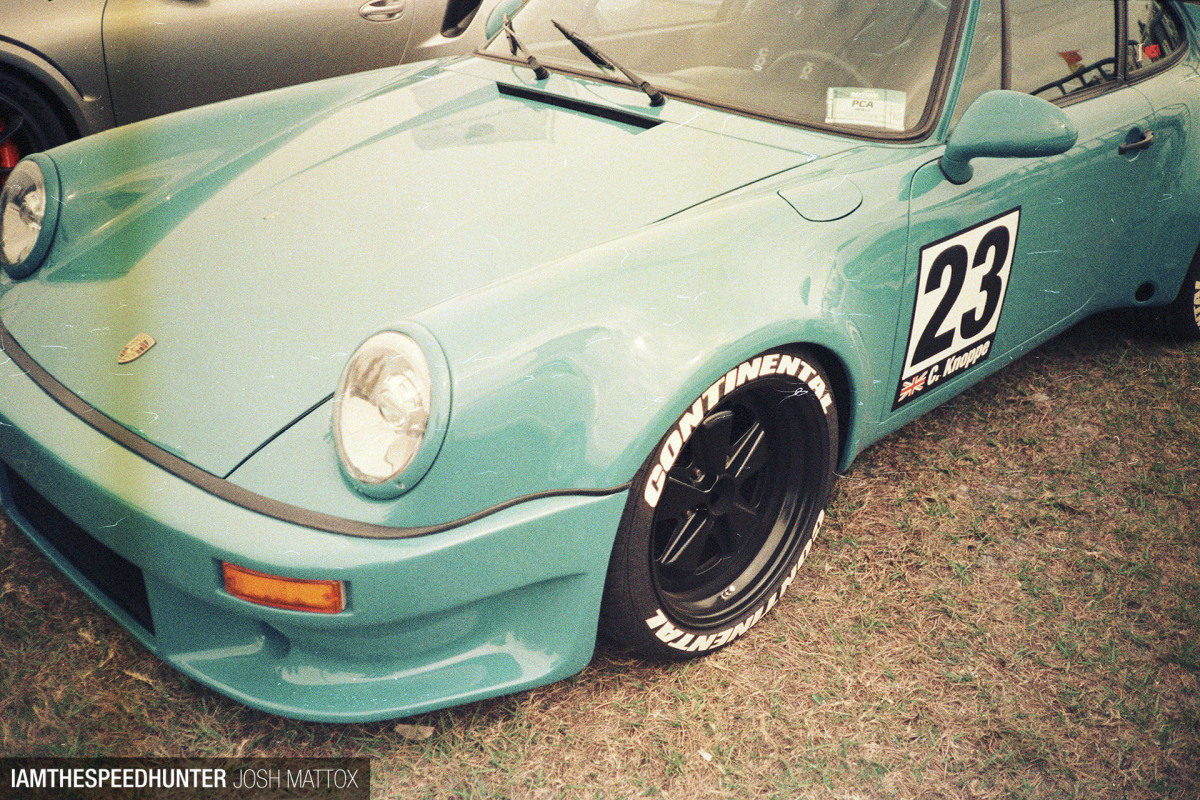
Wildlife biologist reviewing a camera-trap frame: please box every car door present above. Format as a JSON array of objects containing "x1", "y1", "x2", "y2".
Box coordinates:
[
  {"x1": 101, "y1": 0, "x2": 417, "y2": 126},
  {"x1": 1123, "y1": 0, "x2": 1200, "y2": 304},
  {"x1": 888, "y1": 0, "x2": 1175, "y2": 414}
]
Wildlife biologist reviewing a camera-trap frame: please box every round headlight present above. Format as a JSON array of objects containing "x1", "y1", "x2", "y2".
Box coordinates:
[
  {"x1": 333, "y1": 329, "x2": 449, "y2": 497},
  {"x1": 1, "y1": 157, "x2": 59, "y2": 279}
]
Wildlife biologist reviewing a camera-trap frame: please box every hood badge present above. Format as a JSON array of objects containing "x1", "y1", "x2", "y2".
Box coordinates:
[{"x1": 118, "y1": 333, "x2": 156, "y2": 364}]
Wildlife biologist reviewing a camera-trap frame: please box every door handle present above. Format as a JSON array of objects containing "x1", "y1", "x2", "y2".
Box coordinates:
[
  {"x1": 1118, "y1": 129, "x2": 1155, "y2": 155},
  {"x1": 359, "y1": 0, "x2": 406, "y2": 22}
]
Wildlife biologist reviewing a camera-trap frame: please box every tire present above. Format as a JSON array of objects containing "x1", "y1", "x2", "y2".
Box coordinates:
[
  {"x1": 1164, "y1": 250, "x2": 1200, "y2": 341},
  {"x1": 1, "y1": 71, "x2": 71, "y2": 184},
  {"x1": 600, "y1": 349, "x2": 838, "y2": 660}
]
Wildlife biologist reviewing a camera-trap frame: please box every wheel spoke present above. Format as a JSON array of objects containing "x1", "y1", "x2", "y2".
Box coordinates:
[
  {"x1": 657, "y1": 511, "x2": 715, "y2": 571},
  {"x1": 727, "y1": 420, "x2": 768, "y2": 482},
  {"x1": 655, "y1": 473, "x2": 708, "y2": 521},
  {"x1": 691, "y1": 410, "x2": 733, "y2": 474}
]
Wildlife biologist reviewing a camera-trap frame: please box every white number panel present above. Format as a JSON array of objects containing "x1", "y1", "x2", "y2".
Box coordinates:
[{"x1": 894, "y1": 208, "x2": 1021, "y2": 410}]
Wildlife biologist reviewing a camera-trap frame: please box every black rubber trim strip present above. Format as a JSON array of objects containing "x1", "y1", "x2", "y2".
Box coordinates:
[
  {"x1": 496, "y1": 83, "x2": 663, "y2": 129},
  {"x1": 0, "y1": 323, "x2": 629, "y2": 540}
]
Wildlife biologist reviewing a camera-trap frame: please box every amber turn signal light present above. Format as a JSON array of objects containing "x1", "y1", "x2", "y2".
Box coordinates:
[{"x1": 221, "y1": 562, "x2": 346, "y2": 614}]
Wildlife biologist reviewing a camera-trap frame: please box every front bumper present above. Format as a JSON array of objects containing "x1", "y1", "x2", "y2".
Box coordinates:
[{"x1": 0, "y1": 357, "x2": 626, "y2": 722}]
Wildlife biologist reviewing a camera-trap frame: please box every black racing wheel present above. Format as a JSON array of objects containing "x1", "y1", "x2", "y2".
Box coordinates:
[{"x1": 601, "y1": 349, "x2": 838, "y2": 659}]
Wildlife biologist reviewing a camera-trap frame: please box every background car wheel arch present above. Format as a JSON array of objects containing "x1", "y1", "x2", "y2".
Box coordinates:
[
  {"x1": 0, "y1": 56, "x2": 90, "y2": 142},
  {"x1": 0, "y1": 70, "x2": 73, "y2": 188}
]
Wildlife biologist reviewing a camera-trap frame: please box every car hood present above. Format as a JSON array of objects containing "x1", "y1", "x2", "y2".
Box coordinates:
[{"x1": 0, "y1": 59, "x2": 841, "y2": 477}]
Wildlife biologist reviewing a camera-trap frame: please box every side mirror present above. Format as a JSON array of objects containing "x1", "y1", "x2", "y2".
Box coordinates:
[
  {"x1": 484, "y1": 0, "x2": 526, "y2": 39},
  {"x1": 941, "y1": 90, "x2": 1078, "y2": 184}
]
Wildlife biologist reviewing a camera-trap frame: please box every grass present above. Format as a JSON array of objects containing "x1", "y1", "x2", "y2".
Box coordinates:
[{"x1": 2, "y1": 309, "x2": 1198, "y2": 798}]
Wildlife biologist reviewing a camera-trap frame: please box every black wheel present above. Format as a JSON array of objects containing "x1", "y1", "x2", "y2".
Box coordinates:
[
  {"x1": 1, "y1": 71, "x2": 71, "y2": 186},
  {"x1": 601, "y1": 349, "x2": 838, "y2": 659},
  {"x1": 1164, "y1": 250, "x2": 1200, "y2": 341}
]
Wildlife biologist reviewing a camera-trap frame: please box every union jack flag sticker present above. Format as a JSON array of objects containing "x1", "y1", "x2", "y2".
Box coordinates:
[{"x1": 899, "y1": 371, "x2": 927, "y2": 401}]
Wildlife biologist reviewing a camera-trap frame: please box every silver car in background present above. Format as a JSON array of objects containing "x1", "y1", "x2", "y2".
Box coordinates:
[{"x1": 1, "y1": 0, "x2": 497, "y2": 172}]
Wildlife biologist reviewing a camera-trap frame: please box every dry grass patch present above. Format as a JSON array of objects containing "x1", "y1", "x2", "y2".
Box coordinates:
[{"x1": 3, "y1": 310, "x2": 1198, "y2": 798}]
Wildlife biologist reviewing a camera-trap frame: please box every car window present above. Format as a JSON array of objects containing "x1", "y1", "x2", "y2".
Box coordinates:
[
  {"x1": 952, "y1": 0, "x2": 1187, "y2": 121},
  {"x1": 1009, "y1": 0, "x2": 1117, "y2": 99},
  {"x1": 488, "y1": 0, "x2": 959, "y2": 136},
  {"x1": 1127, "y1": 0, "x2": 1186, "y2": 74}
]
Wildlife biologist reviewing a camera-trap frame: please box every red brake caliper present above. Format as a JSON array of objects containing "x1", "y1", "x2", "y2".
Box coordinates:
[{"x1": 1, "y1": 121, "x2": 20, "y2": 170}]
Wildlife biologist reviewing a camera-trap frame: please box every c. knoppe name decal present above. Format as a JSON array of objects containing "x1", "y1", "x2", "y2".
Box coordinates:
[
  {"x1": 643, "y1": 511, "x2": 825, "y2": 652},
  {"x1": 644, "y1": 354, "x2": 833, "y2": 508}
]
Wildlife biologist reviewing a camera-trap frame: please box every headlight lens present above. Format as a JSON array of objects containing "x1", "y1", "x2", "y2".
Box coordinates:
[
  {"x1": 1, "y1": 157, "x2": 59, "y2": 279},
  {"x1": 334, "y1": 331, "x2": 440, "y2": 494}
]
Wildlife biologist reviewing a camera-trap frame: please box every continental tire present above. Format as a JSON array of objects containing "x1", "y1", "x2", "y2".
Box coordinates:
[
  {"x1": 1164, "y1": 249, "x2": 1200, "y2": 341},
  {"x1": 600, "y1": 350, "x2": 837, "y2": 659}
]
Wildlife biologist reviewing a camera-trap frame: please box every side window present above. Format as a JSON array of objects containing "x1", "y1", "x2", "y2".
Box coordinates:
[
  {"x1": 1127, "y1": 0, "x2": 1186, "y2": 74},
  {"x1": 1009, "y1": 0, "x2": 1117, "y2": 99}
]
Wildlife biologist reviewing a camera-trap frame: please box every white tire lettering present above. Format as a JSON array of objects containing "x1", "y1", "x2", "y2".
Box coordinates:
[
  {"x1": 677, "y1": 397, "x2": 706, "y2": 441},
  {"x1": 723, "y1": 367, "x2": 738, "y2": 395},
  {"x1": 643, "y1": 353, "x2": 833, "y2": 509},
  {"x1": 645, "y1": 609, "x2": 669, "y2": 630},
  {"x1": 735, "y1": 356, "x2": 763, "y2": 387},
  {"x1": 644, "y1": 465, "x2": 667, "y2": 506},
  {"x1": 765, "y1": 590, "x2": 780, "y2": 615},
  {"x1": 672, "y1": 633, "x2": 695, "y2": 650},
  {"x1": 660, "y1": 429, "x2": 684, "y2": 472},
  {"x1": 777, "y1": 355, "x2": 803, "y2": 377},
  {"x1": 702, "y1": 379, "x2": 723, "y2": 412},
  {"x1": 655, "y1": 620, "x2": 685, "y2": 643}
]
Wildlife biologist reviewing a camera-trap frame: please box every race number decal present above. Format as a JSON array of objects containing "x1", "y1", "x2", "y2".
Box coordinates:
[{"x1": 893, "y1": 208, "x2": 1020, "y2": 410}]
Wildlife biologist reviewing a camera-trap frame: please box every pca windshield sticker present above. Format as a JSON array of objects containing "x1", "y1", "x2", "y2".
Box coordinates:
[
  {"x1": 825, "y1": 88, "x2": 906, "y2": 131},
  {"x1": 893, "y1": 208, "x2": 1021, "y2": 410}
]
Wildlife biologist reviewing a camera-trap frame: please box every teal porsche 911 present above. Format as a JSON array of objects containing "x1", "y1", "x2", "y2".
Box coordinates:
[{"x1": 1, "y1": 0, "x2": 1198, "y2": 721}]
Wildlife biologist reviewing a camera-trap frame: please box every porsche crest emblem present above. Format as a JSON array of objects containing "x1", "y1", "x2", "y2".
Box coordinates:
[{"x1": 118, "y1": 333, "x2": 156, "y2": 364}]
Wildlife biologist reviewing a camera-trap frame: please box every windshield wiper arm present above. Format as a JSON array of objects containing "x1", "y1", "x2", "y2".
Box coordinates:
[
  {"x1": 503, "y1": 16, "x2": 550, "y2": 80},
  {"x1": 549, "y1": 19, "x2": 665, "y2": 107}
]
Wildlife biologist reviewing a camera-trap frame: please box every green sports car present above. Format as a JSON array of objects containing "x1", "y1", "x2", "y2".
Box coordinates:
[{"x1": 1, "y1": 0, "x2": 1198, "y2": 721}]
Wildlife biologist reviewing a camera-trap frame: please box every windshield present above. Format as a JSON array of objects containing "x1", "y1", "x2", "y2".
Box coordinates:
[{"x1": 483, "y1": 0, "x2": 960, "y2": 135}]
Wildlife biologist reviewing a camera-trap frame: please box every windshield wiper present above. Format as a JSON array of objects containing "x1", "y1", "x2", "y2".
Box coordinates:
[
  {"x1": 503, "y1": 16, "x2": 550, "y2": 80},
  {"x1": 549, "y1": 19, "x2": 665, "y2": 107}
]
